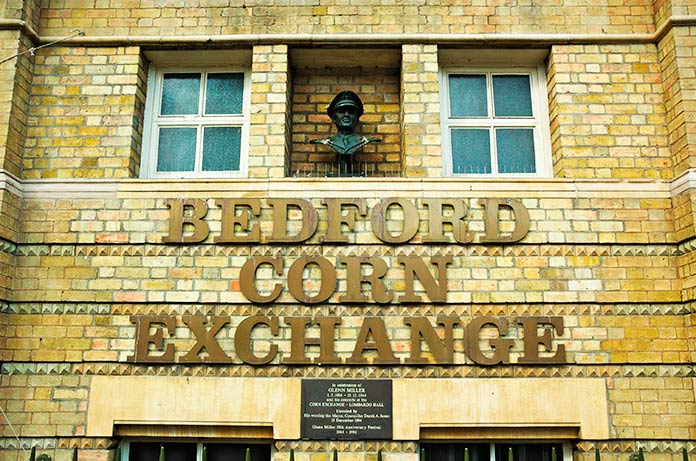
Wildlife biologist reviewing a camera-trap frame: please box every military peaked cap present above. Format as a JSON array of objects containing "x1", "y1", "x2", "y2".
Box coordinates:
[{"x1": 327, "y1": 90, "x2": 364, "y2": 117}]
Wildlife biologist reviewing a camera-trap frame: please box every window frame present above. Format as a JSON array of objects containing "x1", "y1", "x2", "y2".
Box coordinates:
[
  {"x1": 141, "y1": 65, "x2": 251, "y2": 179},
  {"x1": 120, "y1": 440, "x2": 272, "y2": 461},
  {"x1": 440, "y1": 65, "x2": 552, "y2": 178},
  {"x1": 421, "y1": 441, "x2": 573, "y2": 461}
]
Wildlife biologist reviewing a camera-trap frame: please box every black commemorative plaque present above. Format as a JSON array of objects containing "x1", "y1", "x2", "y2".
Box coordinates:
[{"x1": 301, "y1": 379, "x2": 392, "y2": 440}]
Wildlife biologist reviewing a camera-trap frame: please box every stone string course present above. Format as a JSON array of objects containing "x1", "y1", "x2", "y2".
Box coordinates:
[{"x1": 0, "y1": 441, "x2": 694, "y2": 461}]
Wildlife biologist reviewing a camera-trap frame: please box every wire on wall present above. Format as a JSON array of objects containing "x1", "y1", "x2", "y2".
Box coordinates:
[
  {"x1": 0, "y1": 29, "x2": 84, "y2": 66},
  {"x1": 0, "y1": 402, "x2": 28, "y2": 459}
]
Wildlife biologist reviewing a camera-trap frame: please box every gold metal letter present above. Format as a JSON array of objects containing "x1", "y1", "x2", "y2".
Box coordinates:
[
  {"x1": 128, "y1": 316, "x2": 176, "y2": 363},
  {"x1": 284, "y1": 316, "x2": 342, "y2": 365},
  {"x1": 422, "y1": 198, "x2": 473, "y2": 243},
  {"x1": 239, "y1": 256, "x2": 283, "y2": 303},
  {"x1": 404, "y1": 317, "x2": 459, "y2": 364},
  {"x1": 287, "y1": 256, "x2": 337, "y2": 304},
  {"x1": 180, "y1": 316, "x2": 232, "y2": 363},
  {"x1": 162, "y1": 199, "x2": 210, "y2": 243},
  {"x1": 338, "y1": 256, "x2": 393, "y2": 303},
  {"x1": 321, "y1": 198, "x2": 368, "y2": 243},
  {"x1": 215, "y1": 199, "x2": 261, "y2": 243},
  {"x1": 397, "y1": 256, "x2": 452, "y2": 303},
  {"x1": 517, "y1": 316, "x2": 566, "y2": 364},
  {"x1": 234, "y1": 316, "x2": 279, "y2": 365},
  {"x1": 370, "y1": 198, "x2": 419, "y2": 244},
  {"x1": 268, "y1": 198, "x2": 318, "y2": 243},
  {"x1": 465, "y1": 316, "x2": 514, "y2": 366},
  {"x1": 480, "y1": 198, "x2": 530, "y2": 243},
  {"x1": 347, "y1": 317, "x2": 399, "y2": 365}
]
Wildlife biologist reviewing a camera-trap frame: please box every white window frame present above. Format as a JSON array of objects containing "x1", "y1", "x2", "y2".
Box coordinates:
[
  {"x1": 440, "y1": 65, "x2": 552, "y2": 177},
  {"x1": 141, "y1": 65, "x2": 251, "y2": 179}
]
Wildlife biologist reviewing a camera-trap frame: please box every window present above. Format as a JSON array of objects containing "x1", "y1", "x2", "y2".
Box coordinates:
[
  {"x1": 422, "y1": 442, "x2": 569, "y2": 461},
  {"x1": 122, "y1": 441, "x2": 270, "y2": 461},
  {"x1": 142, "y1": 68, "x2": 250, "y2": 178},
  {"x1": 441, "y1": 67, "x2": 551, "y2": 177}
]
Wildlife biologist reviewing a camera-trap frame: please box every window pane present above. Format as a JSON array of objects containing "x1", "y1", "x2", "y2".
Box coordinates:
[
  {"x1": 449, "y1": 74, "x2": 488, "y2": 117},
  {"x1": 451, "y1": 128, "x2": 491, "y2": 174},
  {"x1": 422, "y1": 443, "x2": 489, "y2": 461},
  {"x1": 129, "y1": 443, "x2": 196, "y2": 461},
  {"x1": 157, "y1": 127, "x2": 197, "y2": 172},
  {"x1": 494, "y1": 444, "x2": 562, "y2": 461},
  {"x1": 202, "y1": 126, "x2": 241, "y2": 171},
  {"x1": 205, "y1": 73, "x2": 244, "y2": 115},
  {"x1": 206, "y1": 444, "x2": 270, "y2": 461},
  {"x1": 493, "y1": 75, "x2": 533, "y2": 117},
  {"x1": 496, "y1": 128, "x2": 536, "y2": 174},
  {"x1": 161, "y1": 73, "x2": 200, "y2": 115}
]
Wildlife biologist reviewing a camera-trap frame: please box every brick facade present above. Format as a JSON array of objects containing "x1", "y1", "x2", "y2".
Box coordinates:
[{"x1": 0, "y1": 2, "x2": 695, "y2": 461}]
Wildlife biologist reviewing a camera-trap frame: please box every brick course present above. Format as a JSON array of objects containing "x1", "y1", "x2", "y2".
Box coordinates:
[{"x1": 36, "y1": 2, "x2": 658, "y2": 37}]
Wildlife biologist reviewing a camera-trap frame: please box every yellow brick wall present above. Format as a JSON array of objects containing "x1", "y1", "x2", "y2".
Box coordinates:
[
  {"x1": 0, "y1": 308, "x2": 691, "y2": 365},
  {"x1": 36, "y1": 2, "x2": 657, "y2": 36},
  {"x1": 1, "y1": 2, "x2": 696, "y2": 461},
  {"x1": 0, "y1": 247, "x2": 14, "y2": 302},
  {"x1": 0, "y1": 30, "x2": 33, "y2": 179},
  {"x1": 0, "y1": 305, "x2": 694, "y2": 434},
  {"x1": 688, "y1": 311, "x2": 696, "y2": 363},
  {"x1": 0, "y1": 187, "x2": 19, "y2": 302},
  {"x1": 401, "y1": 45, "x2": 441, "y2": 178},
  {"x1": 548, "y1": 44, "x2": 672, "y2": 179},
  {"x1": 249, "y1": 44, "x2": 289, "y2": 179},
  {"x1": 22, "y1": 46, "x2": 144, "y2": 179},
  {"x1": 0, "y1": 187, "x2": 20, "y2": 243},
  {"x1": 658, "y1": 27, "x2": 696, "y2": 177},
  {"x1": 11, "y1": 41, "x2": 684, "y2": 181},
  {"x1": 0, "y1": 0, "x2": 39, "y2": 24}
]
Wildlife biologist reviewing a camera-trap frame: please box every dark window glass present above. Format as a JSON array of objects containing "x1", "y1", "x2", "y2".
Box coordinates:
[
  {"x1": 157, "y1": 127, "x2": 197, "y2": 172},
  {"x1": 451, "y1": 128, "x2": 491, "y2": 174},
  {"x1": 423, "y1": 443, "x2": 489, "y2": 461},
  {"x1": 161, "y1": 73, "x2": 201, "y2": 115},
  {"x1": 129, "y1": 443, "x2": 197, "y2": 461},
  {"x1": 492, "y1": 75, "x2": 533, "y2": 117},
  {"x1": 495, "y1": 443, "x2": 563, "y2": 461},
  {"x1": 449, "y1": 74, "x2": 488, "y2": 117},
  {"x1": 496, "y1": 128, "x2": 536, "y2": 173},
  {"x1": 205, "y1": 73, "x2": 244, "y2": 115},
  {"x1": 202, "y1": 126, "x2": 241, "y2": 171},
  {"x1": 423, "y1": 442, "x2": 564, "y2": 461},
  {"x1": 206, "y1": 444, "x2": 270, "y2": 461}
]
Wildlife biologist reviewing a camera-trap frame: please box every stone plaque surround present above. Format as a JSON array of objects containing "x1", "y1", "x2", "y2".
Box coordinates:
[{"x1": 86, "y1": 376, "x2": 609, "y2": 440}]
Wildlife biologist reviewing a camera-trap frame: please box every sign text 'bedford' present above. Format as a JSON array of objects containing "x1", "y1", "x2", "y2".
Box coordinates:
[{"x1": 162, "y1": 197, "x2": 530, "y2": 304}]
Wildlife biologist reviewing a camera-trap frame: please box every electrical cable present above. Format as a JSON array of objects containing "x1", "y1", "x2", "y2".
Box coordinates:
[
  {"x1": 0, "y1": 29, "x2": 84, "y2": 66},
  {"x1": 0, "y1": 402, "x2": 28, "y2": 459}
]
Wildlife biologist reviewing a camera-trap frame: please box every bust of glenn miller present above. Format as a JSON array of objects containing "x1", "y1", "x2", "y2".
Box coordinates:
[{"x1": 310, "y1": 90, "x2": 381, "y2": 156}]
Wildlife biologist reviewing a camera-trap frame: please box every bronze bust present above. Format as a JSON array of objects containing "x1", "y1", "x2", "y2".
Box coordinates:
[{"x1": 310, "y1": 90, "x2": 381, "y2": 157}]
